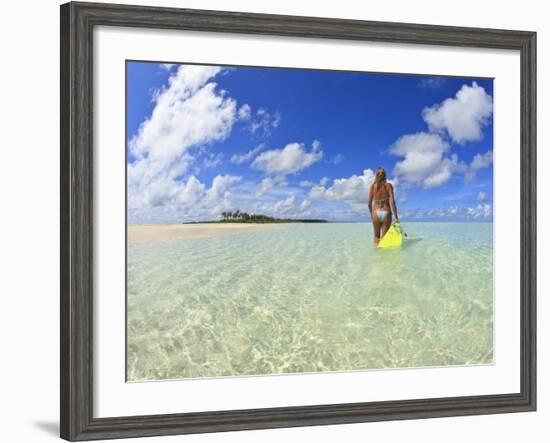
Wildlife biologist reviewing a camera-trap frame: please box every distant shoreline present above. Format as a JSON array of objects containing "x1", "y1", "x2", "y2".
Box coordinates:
[
  {"x1": 128, "y1": 222, "x2": 292, "y2": 244},
  {"x1": 183, "y1": 219, "x2": 327, "y2": 225}
]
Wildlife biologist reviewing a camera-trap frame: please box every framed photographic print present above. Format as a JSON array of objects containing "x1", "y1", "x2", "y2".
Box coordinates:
[{"x1": 60, "y1": 1, "x2": 537, "y2": 441}]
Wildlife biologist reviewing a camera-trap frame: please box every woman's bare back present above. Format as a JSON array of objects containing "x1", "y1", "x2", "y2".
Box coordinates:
[{"x1": 372, "y1": 183, "x2": 391, "y2": 211}]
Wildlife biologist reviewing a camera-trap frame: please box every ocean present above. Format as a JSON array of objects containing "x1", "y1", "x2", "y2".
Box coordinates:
[{"x1": 127, "y1": 222, "x2": 493, "y2": 381}]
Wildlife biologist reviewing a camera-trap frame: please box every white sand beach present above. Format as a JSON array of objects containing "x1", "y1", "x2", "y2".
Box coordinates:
[{"x1": 128, "y1": 223, "x2": 287, "y2": 244}]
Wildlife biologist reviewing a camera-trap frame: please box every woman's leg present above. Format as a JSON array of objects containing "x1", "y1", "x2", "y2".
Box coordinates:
[
  {"x1": 380, "y1": 212, "x2": 392, "y2": 239},
  {"x1": 372, "y1": 213, "x2": 381, "y2": 244}
]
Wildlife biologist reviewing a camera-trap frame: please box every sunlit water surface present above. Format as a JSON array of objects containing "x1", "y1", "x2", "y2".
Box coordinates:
[{"x1": 127, "y1": 222, "x2": 493, "y2": 381}]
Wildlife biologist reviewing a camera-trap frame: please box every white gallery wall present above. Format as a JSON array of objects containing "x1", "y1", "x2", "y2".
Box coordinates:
[{"x1": 0, "y1": 0, "x2": 547, "y2": 442}]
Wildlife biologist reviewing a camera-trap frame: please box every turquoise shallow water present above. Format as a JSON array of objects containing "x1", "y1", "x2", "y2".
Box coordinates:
[{"x1": 127, "y1": 222, "x2": 493, "y2": 381}]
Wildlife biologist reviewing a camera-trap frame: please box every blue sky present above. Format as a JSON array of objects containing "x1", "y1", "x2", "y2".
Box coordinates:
[{"x1": 127, "y1": 61, "x2": 493, "y2": 223}]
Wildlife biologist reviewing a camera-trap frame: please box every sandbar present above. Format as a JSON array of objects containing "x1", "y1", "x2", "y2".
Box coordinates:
[{"x1": 128, "y1": 223, "x2": 290, "y2": 244}]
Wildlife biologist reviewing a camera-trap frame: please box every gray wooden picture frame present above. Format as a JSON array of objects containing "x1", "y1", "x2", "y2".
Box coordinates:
[{"x1": 60, "y1": 1, "x2": 537, "y2": 441}]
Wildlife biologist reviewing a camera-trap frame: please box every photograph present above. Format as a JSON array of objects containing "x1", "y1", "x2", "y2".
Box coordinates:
[{"x1": 126, "y1": 61, "x2": 494, "y2": 382}]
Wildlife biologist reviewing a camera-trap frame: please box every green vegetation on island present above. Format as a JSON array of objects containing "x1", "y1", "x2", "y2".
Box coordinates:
[{"x1": 184, "y1": 210, "x2": 327, "y2": 224}]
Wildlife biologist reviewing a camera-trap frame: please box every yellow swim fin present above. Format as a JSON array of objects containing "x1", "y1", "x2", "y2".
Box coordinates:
[{"x1": 378, "y1": 222, "x2": 404, "y2": 249}]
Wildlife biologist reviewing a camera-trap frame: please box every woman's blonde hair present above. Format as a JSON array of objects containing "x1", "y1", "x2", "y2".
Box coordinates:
[{"x1": 373, "y1": 167, "x2": 387, "y2": 190}]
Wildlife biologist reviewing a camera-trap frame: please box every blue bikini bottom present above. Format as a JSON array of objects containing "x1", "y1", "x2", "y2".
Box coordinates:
[{"x1": 377, "y1": 209, "x2": 389, "y2": 222}]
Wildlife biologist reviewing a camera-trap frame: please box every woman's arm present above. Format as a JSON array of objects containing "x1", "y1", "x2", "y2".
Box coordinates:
[
  {"x1": 388, "y1": 183, "x2": 398, "y2": 221},
  {"x1": 368, "y1": 185, "x2": 374, "y2": 218}
]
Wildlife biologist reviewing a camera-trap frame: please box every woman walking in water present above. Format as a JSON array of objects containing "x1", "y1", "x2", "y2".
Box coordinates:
[{"x1": 368, "y1": 167, "x2": 399, "y2": 245}]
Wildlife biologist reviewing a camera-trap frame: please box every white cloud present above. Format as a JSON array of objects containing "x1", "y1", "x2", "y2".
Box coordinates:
[
  {"x1": 422, "y1": 82, "x2": 493, "y2": 144},
  {"x1": 421, "y1": 156, "x2": 463, "y2": 188},
  {"x1": 160, "y1": 63, "x2": 175, "y2": 71},
  {"x1": 387, "y1": 83, "x2": 493, "y2": 190},
  {"x1": 389, "y1": 132, "x2": 449, "y2": 158},
  {"x1": 389, "y1": 139, "x2": 492, "y2": 190},
  {"x1": 206, "y1": 175, "x2": 241, "y2": 201},
  {"x1": 128, "y1": 65, "x2": 247, "y2": 220},
  {"x1": 252, "y1": 142, "x2": 323, "y2": 175},
  {"x1": 478, "y1": 191, "x2": 488, "y2": 201},
  {"x1": 401, "y1": 203, "x2": 492, "y2": 220},
  {"x1": 130, "y1": 175, "x2": 205, "y2": 210},
  {"x1": 273, "y1": 194, "x2": 296, "y2": 213},
  {"x1": 418, "y1": 76, "x2": 446, "y2": 89},
  {"x1": 248, "y1": 108, "x2": 281, "y2": 137},
  {"x1": 255, "y1": 176, "x2": 288, "y2": 197},
  {"x1": 309, "y1": 169, "x2": 396, "y2": 212},
  {"x1": 470, "y1": 150, "x2": 493, "y2": 170},
  {"x1": 300, "y1": 177, "x2": 329, "y2": 188},
  {"x1": 130, "y1": 66, "x2": 235, "y2": 165},
  {"x1": 465, "y1": 150, "x2": 493, "y2": 182},
  {"x1": 300, "y1": 199, "x2": 311, "y2": 211},
  {"x1": 202, "y1": 152, "x2": 224, "y2": 168},
  {"x1": 238, "y1": 104, "x2": 251, "y2": 120},
  {"x1": 256, "y1": 177, "x2": 275, "y2": 197},
  {"x1": 389, "y1": 132, "x2": 465, "y2": 189},
  {"x1": 467, "y1": 203, "x2": 492, "y2": 219},
  {"x1": 331, "y1": 153, "x2": 344, "y2": 164},
  {"x1": 309, "y1": 169, "x2": 372, "y2": 209},
  {"x1": 129, "y1": 174, "x2": 242, "y2": 223},
  {"x1": 230, "y1": 144, "x2": 266, "y2": 165}
]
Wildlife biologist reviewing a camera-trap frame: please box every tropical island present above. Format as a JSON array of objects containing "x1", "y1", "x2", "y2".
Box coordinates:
[{"x1": 185, "y1": 210, "x2": 327, "y2": 224}]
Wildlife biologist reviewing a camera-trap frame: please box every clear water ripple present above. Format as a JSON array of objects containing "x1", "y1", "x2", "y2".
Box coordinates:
[{"x1": 127, "y1": 222, "x2": 493, "y2": 381}]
